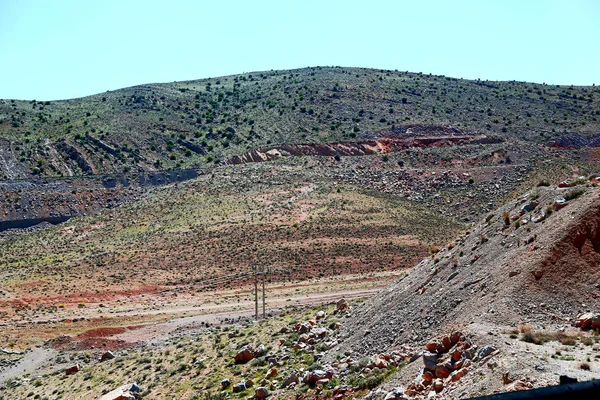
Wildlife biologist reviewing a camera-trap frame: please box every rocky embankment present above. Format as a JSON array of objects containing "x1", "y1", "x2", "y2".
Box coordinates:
[
  {"x1": 0, "y1": 169, "x2": 201, "y2": 233},
  {"x1": 328, "y1": 176, "x2": 600, "y2": 397}
]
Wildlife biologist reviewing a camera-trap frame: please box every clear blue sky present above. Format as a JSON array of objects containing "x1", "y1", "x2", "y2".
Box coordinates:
[{"x1": 1, "y1": 0, "x2": 598, "y2": 100}]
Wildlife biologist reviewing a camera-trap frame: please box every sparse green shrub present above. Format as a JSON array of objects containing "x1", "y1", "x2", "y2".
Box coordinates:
[
  {"x1": 564, "y1": 188, "x2": 585, "y2": 201},
  {"x1": 356, "y1": 369, "x2": 386, "y2": 390}
]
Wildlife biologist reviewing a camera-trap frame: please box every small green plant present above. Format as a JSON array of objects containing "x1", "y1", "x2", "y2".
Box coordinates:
[
  {"x1": 564, "y1": 188, "x2": 585, "y2": 201},
  {"x1": 582, "y1": 337, "x2": 594, "y2": 346}
]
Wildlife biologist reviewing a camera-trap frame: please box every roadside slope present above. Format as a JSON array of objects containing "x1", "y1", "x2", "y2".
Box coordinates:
[{"x1": 337, "y1": 181, "x2": 600, "y2": 355}]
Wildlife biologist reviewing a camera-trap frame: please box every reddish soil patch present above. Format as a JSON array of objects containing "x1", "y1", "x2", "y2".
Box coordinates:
[
  {"x1": 48, "y1": 325, "x2": 146, "y2": 351},
  {"x1": 77, "y1": 327, "x2": 127, "y2": 339},
  {"x1": 1, "y1": 284, "x2": 164, "y2": 308}
]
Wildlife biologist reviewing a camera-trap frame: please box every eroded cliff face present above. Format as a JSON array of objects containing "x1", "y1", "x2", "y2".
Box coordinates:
[
  {"x1": 225, "y1": 126, "x2": 503, "y2": 165},
  {"x1": 0, "y1": 169, "x2": 201, "y2": 232}
]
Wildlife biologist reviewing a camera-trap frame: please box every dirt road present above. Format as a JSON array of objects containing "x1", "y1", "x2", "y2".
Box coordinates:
[
  {"x1": 0, "y1": 286, "x2": 382, "y2": 385},
  {"x1": 110, "y1": 287, "x2": 381, "y2": 343}
]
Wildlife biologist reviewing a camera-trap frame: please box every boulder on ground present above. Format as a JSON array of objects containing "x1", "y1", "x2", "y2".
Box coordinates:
[
  {"x1": 435, "y1": 365, "x2": 450, "y2": 379},
  {"x1": 99, "y1": 383, "x2": 140, "y2": 400},
  {"x1": 303, "y1": 369, "x2": 329, "y2": 384},
  {"x1": 506, "y1": 379, "x2": 533, "y2": 392},
  {"x1": 281, "y1": 373, "x2": 300, "y2": 388},
  {"x1": 234, "y1": 347, "x2": 255, "y2": 363},
  {"x1": 254, "y1": 387, "x2": 269, "y2": 399},
  {"x1": 554, "y1": 198, "x2": 569, "y2": 210},
  {"x1": 232, "y1": 382, "x2": 246, "y2": 393},
  {"x1": 575, "y1": 312, "x2": 600, "y2": 330},
  {"x1": 422, "y1": 351, "x2": 438, "y2": 371},
  {"x1": 64, "y1": 365, "x2": 79, "y2": 375},
  {"x1": 520, "y1": 201, "x2": 539, "y2": 214},
  {"x1": 450, "y1": 368, "x2": 468, "y2": 382},
  {"x1": 421, "y1": 370, "x2": 434, "y2": 383},
  {"x1": 336, "y1": 299, "x2": 349, "y2": 311},
  {"x1": 100, "y1": 351, "x2": 115, "y2": 362},
  {"x1": 475, "y1": 345, "x2": 497, "y2": 361},
  {"x1": 221, "y1": 379, "x2": 231, "y2": 389},
  {"x1": 296, "y1": 322, "x2": 312, "y2": 333},
  {"x1": 254, "y1": 344, "x2": 266, "y2": 357},
  {"x1": 384, "y1": 387, "x2": 408, "y2": 400}
]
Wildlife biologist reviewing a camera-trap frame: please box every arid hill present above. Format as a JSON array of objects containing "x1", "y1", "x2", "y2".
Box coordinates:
[
  {"x1": 330, "y1": 178, "x2": 600, "y2": 397},
  {"x1": 1, "y1": 67, "x2": 599, "y2": 179}
]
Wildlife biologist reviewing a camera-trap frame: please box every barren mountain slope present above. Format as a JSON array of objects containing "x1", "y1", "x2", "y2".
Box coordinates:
[
  {"x1": 329, "y1": 180, "x2": 600, "y2": 397},
  {"x1": 337, "y1": 182, "x2": 600, "y2": 353}
]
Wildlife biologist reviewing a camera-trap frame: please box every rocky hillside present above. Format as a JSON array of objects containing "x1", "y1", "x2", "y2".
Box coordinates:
[
  {"x1": 1, "y1": 67, "x2": 599, "y2": 179},
  {"x1": 329, "y1": 177, "x2": 600, "y2": 397}
]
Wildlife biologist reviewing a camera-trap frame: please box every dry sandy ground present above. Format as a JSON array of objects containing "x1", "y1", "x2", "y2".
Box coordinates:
[{"x1": 0, "y1": 275, "x2": 388, "y2": 386}]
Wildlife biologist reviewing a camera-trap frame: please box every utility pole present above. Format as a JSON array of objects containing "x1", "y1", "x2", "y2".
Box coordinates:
[
  {"x1": 262, "y1": 266, "x2": 266, "y2": 320},
  {"x1": 253, "y1": 265, "x2": 258, "y2": 321}
]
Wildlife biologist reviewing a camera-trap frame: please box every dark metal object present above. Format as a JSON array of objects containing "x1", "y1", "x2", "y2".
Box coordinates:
[{"x1": 469, "y1": 380, "x2": 600, "y2": 400}]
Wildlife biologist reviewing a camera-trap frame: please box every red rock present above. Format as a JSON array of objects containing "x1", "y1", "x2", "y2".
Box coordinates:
[
  {"x1": 433, "y1": 378, "x2": 444, "y2": 391},
  {"x1": 576, "y1": 313, "x2": 597, "y2": 330},
  {"x1": 450, "y1": 331, "x2": 462, "y2": 344},
  {"x1": 451, "y1": 350, "x2": 462, "y2": 362},
  {"x1": 425, "y1": 340, "x2": 439, "y2": 353},
  {"x1": 554, "y1": 198, "x2": 569, "y2": 210},
  {"x1": 375, "y1": 357, "x2": 388, "y2": 369},
  {"x1": 100, "y1": 351, "x2": 115, "y2": 362},
  {"x1": 254, "y1": 387, "x2": 269, "y2": 399},
  {"x1": 266, "y1": 367, "x2": 278, "y2": 378},
  {"x1": 441, "y1": 335, "x2": 452, "y2": 352},
  {"x1": 336, "y1": 298, "x2": 349, "y2": 311},
  {"x1": 448, "y1": 358, "x2": 464, "y2": 371},
  {"x1": 435, "y1": 365, "x2": 450, "y2": 379},
  {"x1": 509, "y1": 271, "x2": 521, "y2": 277},
  {"x1": 450, "y1": 368, "x2": 468, "y2": 382},
  {"x1": 234, "y1": 347, "x2": 254, "y2": 363},
  {"x1": 422, "y1": 370, "x2": 434, "y2": 383},
  {"x1": 65, "y1": 364, "x2": 79, "y2": 375},
  {"x1": 298, "y1": 322, "x2": 312, "y2": 333},
  {"x1": 592, "y1": 315, "x2": 600, "y2": 330},
  {"x1": 558, "y1": 181, "x2": 572, "y2": 188}
]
